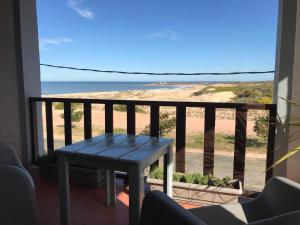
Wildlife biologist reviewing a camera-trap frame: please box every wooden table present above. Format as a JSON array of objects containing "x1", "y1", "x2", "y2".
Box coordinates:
[{"x1": 56, "y1": 134, "x2": 173, "y2": 225}]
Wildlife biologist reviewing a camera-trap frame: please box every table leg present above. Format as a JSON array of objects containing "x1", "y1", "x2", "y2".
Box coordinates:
[
  {"x1": 164, "y1": 144, "x2": 173, "y2": 197},
  {"x1": 58, "y1": 155, "x2": 70, "y2": 225},
  {"x1": 128, "y1": 165, "x2": 144, "y2": 225},
  {"x1": 106, "y1": 169, "x2": 116, "y2": 206}
]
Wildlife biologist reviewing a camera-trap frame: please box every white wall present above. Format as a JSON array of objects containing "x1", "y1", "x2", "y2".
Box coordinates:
[
  {"x1": 0, "y1": 0, "x2": 42, "y2": 167},
  {"x1": 274, "y1": 0, "x2": 300, "y2": 182}
]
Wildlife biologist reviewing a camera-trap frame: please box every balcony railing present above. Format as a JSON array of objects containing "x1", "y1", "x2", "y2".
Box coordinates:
[{"x1": 29, "y1": 97, "x2": 277, "y2": 186}]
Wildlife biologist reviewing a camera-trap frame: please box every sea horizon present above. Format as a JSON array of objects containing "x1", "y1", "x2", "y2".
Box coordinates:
[
  {"x1": 41, "y1": 81, "x2": 180, "y2": 95},
  {"x1": 41, "y1": 80, "x2": 273, "y2": 95}
]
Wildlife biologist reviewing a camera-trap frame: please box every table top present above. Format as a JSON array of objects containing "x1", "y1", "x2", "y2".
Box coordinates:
[{"x1": 56, "y1": 134, "x2": 173, "y2": 165}]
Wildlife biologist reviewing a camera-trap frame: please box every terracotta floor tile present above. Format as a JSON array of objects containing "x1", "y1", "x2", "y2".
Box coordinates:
[{"x1": 31, "y1": 169, "x2": 198, "y2": 225}]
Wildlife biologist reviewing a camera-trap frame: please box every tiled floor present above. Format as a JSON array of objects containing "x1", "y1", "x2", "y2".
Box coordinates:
[{"x1": 32, "y1": 170, "x2": 198, "y2": 225}]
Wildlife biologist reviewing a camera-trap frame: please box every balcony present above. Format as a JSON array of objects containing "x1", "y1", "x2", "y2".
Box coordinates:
[
  {"x1": 2, "y1": 0, "x2": 300, "y2": 225},
  {"x1": 28, "y1": 97, "x2": 275, "y2": 225}
]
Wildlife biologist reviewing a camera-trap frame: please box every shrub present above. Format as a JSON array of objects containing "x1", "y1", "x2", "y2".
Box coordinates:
[
  {"x1": 191, "y1": 173, "x2": 207, "y2": 184},
  {"x1": 183, "y1": 173, "x2": 194, "y2": 183},
  {"x1": 256, "y1": 96, "x2": 272, "y2": 104},
  {"x1": 54, "y1": 102, "x2": 81, "y2": 110},
  {"x1": 149, "y1": 167, "x2": 164, "y2": 180},
  {"x1": 254, "y1": 116, "x2": 269, "y2": 139},
  {"x1": 54, "y1": 102, "x2": 65, "y2": 110},
  {"x1": 135, "y1": 106, "x2": 146, "y2": 113},
  {"x1": 192, "y1": 82, "x2": 273, "y2": 104},
  {"x1": 192, "y1": 86, "x2": 240, "y2": 96},
  {"x1": 173, "y1": 173, "x2": 182, "y2": 182},
  {"x1": 113, "y1": 128, "x2": 126, "y2": 134},
  {"x1": 113, "y1": 104, "x2": 127, "y2": 112},
  {"x1": 233, "y1": 82, "x2": 273, "y2": 103},
  {"x1": 60, "y1": 111, "x2": 83, "y2": 123},
  {"x1": 141, "y1": 111, "x2": 176, "y2": 136},
  {"x1": 58, "y1": 103, "x2": 83, "y2": 124},
  {"x1": 148, "y1": 167, "x2": 233, "y2": 188},
  {"x1": 71, "y1": 111, "x2": 83, "y2": 122},
  {"x1": 113, "y1": 104, "x2": 146, "y2": 113}
]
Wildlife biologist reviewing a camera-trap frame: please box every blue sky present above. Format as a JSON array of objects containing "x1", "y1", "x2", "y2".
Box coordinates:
[{"x1": 37, "y1": 0, "x2": 279, "y2": 82}]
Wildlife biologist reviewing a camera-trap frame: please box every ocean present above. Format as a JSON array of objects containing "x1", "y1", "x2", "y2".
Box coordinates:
[{"x1": 41, "y1": 81, "x2": 180, "y2": 95}]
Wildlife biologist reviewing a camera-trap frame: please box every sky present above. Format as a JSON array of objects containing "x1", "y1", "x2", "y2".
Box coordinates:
[{"x1": 37, "y1": 0, "x2": 279, "y2": 82}]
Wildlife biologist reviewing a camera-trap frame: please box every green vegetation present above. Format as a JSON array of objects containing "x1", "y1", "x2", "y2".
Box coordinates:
[
  {"x1": 112, "y1": 128, "x2": 126, "y2": 134},
  {"x1": 183, "y1": 133, "x2": 267, "y2": 153},
  {"x1": 60, "y1": 110, "x2": 83, "y2": 123},
  {"x1": 232, "y1": 82, "x2": 273, "y2": 103},
  {"x1": 254, "y1": 116, "x2": 269, "y2": 139},
  {"x1": 96, "y1": 128, "x2": 127, "y2": 134},
  {"x1": 113, "y1": 104, "x2": 127, "y2": 112},
  {"x1": 149, "y1": 167, "x2": 233, "y2": 188},
  {"x1": 54, "y1": 102, "x2": 84, "y2": 125},
  {"x1": 193, "y1": 86, "x2": 241, "y2": 96},
  {"x1": 141, "y1": 111, "x2": 176, "y2": 136},
  {"x1": 54, "y1": 102, "x2": 82, "y2": 110},
  {"x1": 113, "y1": 104, "x2": 146, "y2": 113},
  {"x1": 192, "y1": 82, "x2": 273, "y2": 103}
]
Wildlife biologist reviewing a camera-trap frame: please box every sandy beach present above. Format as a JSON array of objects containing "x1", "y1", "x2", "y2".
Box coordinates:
[{"x1": 44, "y1": 83, "x2": 236, "y2": 102}]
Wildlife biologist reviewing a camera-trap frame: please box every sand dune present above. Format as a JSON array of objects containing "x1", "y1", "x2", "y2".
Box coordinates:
[{"x1": 44, "y1": 83, "x2": 236, "y2": 102}]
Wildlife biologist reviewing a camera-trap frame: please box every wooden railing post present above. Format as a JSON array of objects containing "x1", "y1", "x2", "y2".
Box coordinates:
[
  {"x1": 127, "y1": 104, "x2": 136, "y2": 135},
  {"x1": 203, "y1": 107, "x2": 216, "y2": 175},
  {"x1": 84, "y1": 103, "x2": 92, "y2": 139},
  {"x1": 176, "y1": 105, "x2": 186, "y2": 173},
  {"x1": 64, "y1": 102, "x2": 72, "y2": 145},
  {"x1": 105, "y1": 103, "x2": 113, "y2": 133},
  {"x1": 266, "y1": 105, "x2": 277, "y2": 182},
  {"x1": 45, "y1": 101, "x2": 54, "y2": 154},
  {"x1": 150, "y1": 105, "x2": 159, "y2": 137},
  {"x1": 233, "y1": 108, "x2": 248, "y2": 184},
  {"x1": 29, "y1": 99, "x2": 39, "y2": 162},
  {"x1": 150, "y1": 105, "x2": 160, "y2": 170}
]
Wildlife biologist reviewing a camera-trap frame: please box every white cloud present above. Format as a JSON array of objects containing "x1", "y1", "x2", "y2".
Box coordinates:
[
  {"x1": 39, "y1": 37, "x2": 73, "y2": 51},
  {"x1": 148, "y1": 30, "x2": 178, "y2": 40},
  {"x1": 67, "y1": 0, "x2": 94, "y2": 19}
]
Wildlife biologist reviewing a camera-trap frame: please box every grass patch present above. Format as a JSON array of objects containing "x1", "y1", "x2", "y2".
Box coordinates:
[
  {"x1": 113, "y1": 104, "x2": 146, "y2": 113},
  {"x1": 54, "y1": 102, "x2": 82, "y2": 110},
  {"x1": 193, "y1": 86, "x2": 241, "y2": 96},
  {"x1": 190, "y1": 133, "x2": 265, "y2": 147},
  {"x1": 192, "y1": 82, "x2": 273, "y2": 104},
  {"x1": 180, "y1": 133, "x2": 267, "y2": 153},
  {"x1": 113, "y1": 128, "x2": 126, "y2": 134},
  {"x1": 97, "y1": 128, "x2": 127, "y2": 134}
]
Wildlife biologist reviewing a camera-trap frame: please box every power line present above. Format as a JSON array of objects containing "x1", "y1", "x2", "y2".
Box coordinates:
[{"x1": 40, "y1": 63, "x2": 275, "y2": 76}]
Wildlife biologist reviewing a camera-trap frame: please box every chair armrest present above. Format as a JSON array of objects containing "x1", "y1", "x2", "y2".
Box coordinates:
[
  {"x1": 0, "y1": 165, "x2": 39, "y2": 225},
  {"x1": 0, "y1": 143, "x2": 23, "y2": 168},
  {"x1": 243, "y1": 177, "x2": 300, "y2": 221},
  {"x1": 139, "y1": 191, "x2": 206, "y2": 225},
  {"x1": 248, "y1": 211, "x2": 300, "y2": 225}
]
